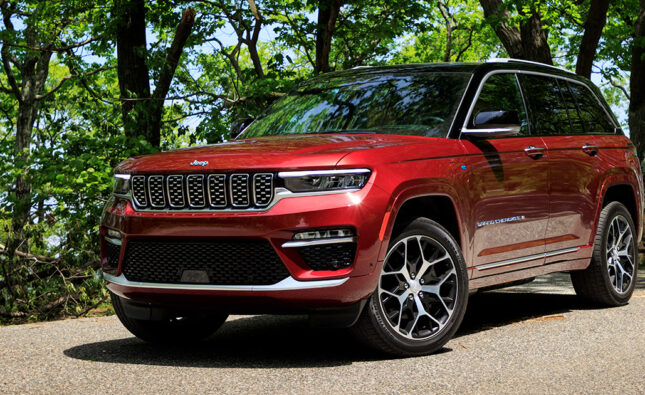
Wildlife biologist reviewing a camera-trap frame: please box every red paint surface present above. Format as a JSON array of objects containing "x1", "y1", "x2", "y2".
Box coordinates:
[{"x1": 102, "y1": 132, "x2": 642, "y2": 308}]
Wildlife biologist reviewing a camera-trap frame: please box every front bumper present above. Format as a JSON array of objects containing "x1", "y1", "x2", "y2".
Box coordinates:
[{"x1": 100, "y1": 181, "x2": 389, "y2": 310}]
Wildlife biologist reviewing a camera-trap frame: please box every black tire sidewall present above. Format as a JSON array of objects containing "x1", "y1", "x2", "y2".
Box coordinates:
[
  {"x1": 595, "y1": 202, "x2": 638, "y2": 304},
  {"x1": 366, "y1": 218, "x2": 468, "y2": 355}
]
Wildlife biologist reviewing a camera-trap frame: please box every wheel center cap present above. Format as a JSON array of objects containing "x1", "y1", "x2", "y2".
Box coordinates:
[
  {"x1": 612, "y1": 249, "x2": 619, "y2": 261},
  {"x1": 409, "y1": 281, "x2": 422, "y2": 294}
]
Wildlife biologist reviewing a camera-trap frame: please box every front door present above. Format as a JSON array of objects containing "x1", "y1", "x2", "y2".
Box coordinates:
[{"x1": 460, "y1": 73, "x2": 550, "y2": 278}]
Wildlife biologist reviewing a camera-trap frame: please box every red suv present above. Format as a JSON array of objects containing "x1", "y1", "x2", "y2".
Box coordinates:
[{"x1": 102, "y1": 59, "x2": 642, "y2": 356}]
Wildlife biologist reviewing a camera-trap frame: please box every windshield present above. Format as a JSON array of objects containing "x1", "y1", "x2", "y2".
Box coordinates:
[{"x1": 240, "y1": 71, "x2": 472, "y2": 138}]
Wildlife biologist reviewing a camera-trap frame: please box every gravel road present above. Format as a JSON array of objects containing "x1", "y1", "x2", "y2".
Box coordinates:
[{"x1": 1, "y1": 272, "x2": 644, "y2": 394}]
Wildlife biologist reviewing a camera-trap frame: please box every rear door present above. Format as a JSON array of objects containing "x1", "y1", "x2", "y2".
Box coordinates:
[
  {"x1": 460, "y1": 73, "x2": 550, "y2": 277},
  {"x1": 518, "y1": 74, "x2": 616, "y2": 258}
]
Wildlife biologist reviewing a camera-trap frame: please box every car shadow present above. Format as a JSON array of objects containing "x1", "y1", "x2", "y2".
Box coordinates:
[{"x1": 64, "y1": 277, "x2": 631, "y2": 368}]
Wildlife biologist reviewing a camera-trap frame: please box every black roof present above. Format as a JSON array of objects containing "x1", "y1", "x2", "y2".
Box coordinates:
[{"x1": 315, "y1": 59, "x2": 586, "y2": 84}]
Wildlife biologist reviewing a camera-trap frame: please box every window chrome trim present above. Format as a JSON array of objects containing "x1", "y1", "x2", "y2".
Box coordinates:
[
  {"x1": 282, "y1": 236, "x2": 357, "y2": 248},
  {"x1": 114, "y1": 174, "x2": 131, "y2": 180},
  {"x1": 474, "y1": 246, "x2": 580, "y2": 271},
  {"x1": 459, "y1": 69, "x2": 619, "y2": 140},
  {"x1": 103, "y1": 273, "x2": 349, "y2": 291},
  {"x1": 252, "y1": 173, "x2": 274, "y2": 207}
]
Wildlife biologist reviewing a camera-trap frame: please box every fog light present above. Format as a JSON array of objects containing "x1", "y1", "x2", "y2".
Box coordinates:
[
  {"x1": 107, "y1": 229, "x2": 122, "y2": 239},
  {"x1": 293, "y1": 229, "x2": 354, "y2": 240}
]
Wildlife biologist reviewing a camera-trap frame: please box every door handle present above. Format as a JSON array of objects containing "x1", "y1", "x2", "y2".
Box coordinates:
[
  {"x1": 524, "y1": 145, "x2": 545, "y2": 159},
  {"x1": 582, "y1": 144, "x2": 599, "y2": 156}
]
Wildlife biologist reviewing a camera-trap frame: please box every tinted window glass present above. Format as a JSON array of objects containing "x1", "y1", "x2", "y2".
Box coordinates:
[
  {"x1": 241, "y1": 72, "x2": 471, "y2": 138},
  {"x1": 518, "y1": 75, "x2": 570, "y2": 136},
  {"x1": 559, "y1": 81, "x2": 586, "y2": 134},
  {"x1": 567, "y1": 81, "x2": 615, "y2": 134},
  {"x1": 469, "y1": 73, "x2": 528, "y2": 136}
]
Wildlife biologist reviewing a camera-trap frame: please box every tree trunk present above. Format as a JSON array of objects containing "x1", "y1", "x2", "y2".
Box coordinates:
[
  {"x1": 113, "y1": 0, "x2": 152, "y2": 146},
  {"x1": 245, "y1": 0, "x2": 265, "y2": 79},
  {"x1": 630, "y1": 1, "x2": 645, "y2": 159},
  {"x1": 479, "y1": 0, "x2": 552, "y2": 65},
  {"x1": 576, "y1": 0, "x2": 610, "y2": 78},
  {"x1": 518, "y1": 11, "x2": 553, "y2": 65},
  {"x1": 479, "y1": 0, "x2": 524, "y2": 58},
  {"x1": 148, "y1": 8, "x2": 196, "y2": 146},
  {"x1": 114, "y1": 1, "x2": 196, "y2": 148},
  {"x1": 315, "y1": 0, "x2": 341, "y2": 73}
]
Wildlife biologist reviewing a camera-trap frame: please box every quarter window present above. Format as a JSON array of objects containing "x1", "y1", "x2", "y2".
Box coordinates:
[
  {"x1": 517, "y1": 75, "x2": 570, "y2": 136},
  {"x1": 468, "y1": 73, "x2": 529, "y2": 136},
  {"x1": 566, "y1": 82, "x2": 615, "y2": 134}
]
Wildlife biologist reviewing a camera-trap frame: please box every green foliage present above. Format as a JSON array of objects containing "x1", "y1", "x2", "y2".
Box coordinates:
[{"x1": 0, "y1": 0, "x2": 640, "y2": 323}]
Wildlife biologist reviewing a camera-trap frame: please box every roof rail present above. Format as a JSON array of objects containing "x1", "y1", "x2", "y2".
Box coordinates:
[{"x1": 486, "y1": 58, "x2": 574, "y2": 74}]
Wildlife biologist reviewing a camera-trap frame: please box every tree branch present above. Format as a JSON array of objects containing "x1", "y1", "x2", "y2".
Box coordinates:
[
  {"x1": 1, "y1": 43, "x2": 22, "y2": 101},
  {"x1": 152, "y1": 8, "x2": 196, "y2": 103},
  {"x1": 35, "y1": 66, "x2": 115, "y2": 100}
]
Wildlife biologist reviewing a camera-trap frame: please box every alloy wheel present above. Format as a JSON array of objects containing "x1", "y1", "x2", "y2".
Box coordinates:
[
  {"x1": 378, "y1": 235, "x2": 458, "y2": 340},
  {"x1": 605, "y1": 215, "x2": 635, "y2": 294}
]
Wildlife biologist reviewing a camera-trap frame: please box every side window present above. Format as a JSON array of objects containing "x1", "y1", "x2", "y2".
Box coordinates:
[
  {"x1": 559, "y1": 81, "x2": 586, "y2": 135},
  {"x1": 518, "y1": 74, "x2": 570, "y2": 136},
  {"x1": 469, "y1": 73, "x2": 529, "y2": 136},
  {"x1": 566, "y1": 82, "x2": 615, "y2": 134}
]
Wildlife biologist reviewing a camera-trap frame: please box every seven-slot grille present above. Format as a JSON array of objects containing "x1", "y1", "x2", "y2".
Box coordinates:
[{"x1": 130, "y1": 173, "x2": 274, "y2": 210}]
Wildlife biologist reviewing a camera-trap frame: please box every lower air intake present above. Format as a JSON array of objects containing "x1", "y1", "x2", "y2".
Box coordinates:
[
  {"x1": 297, "y1": 243, "x2": 357, "y2": 271},
  {"x1": 122, "y1": 239, "x2": 290, "y2": 285}
]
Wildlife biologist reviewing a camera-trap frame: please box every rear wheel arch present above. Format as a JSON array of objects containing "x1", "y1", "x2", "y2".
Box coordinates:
[{"x1": 602, "y1": 183, "x2": 639, "y2": 228}]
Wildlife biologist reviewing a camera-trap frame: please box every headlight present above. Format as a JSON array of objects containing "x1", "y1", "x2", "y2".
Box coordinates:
[
  {"x1": 278, "y1": 169, "x2": 371, "y2": 192},
  {"x1": 113, "y1": 174, "x2": 131, "y2": 195}
]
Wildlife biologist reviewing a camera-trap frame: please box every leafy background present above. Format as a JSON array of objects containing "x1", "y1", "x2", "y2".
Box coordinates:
[{"x1": 0, "y1": 0, "x2": 643, "y2": 322}]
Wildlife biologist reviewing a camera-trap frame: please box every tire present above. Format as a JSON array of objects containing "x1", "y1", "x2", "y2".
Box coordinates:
[
  {"x1": 350, "y1": 218, "x2": 468, "y2": 356},
  {"x1": 571, "y1": 201, "x2": 638, "y2": 306},
  {"x1": 111, "y1": 292, "x2": 228, "y2": 344}
]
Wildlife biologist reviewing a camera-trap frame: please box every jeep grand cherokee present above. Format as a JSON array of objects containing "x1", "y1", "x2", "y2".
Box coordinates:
[{"x1": 101, "y1": 59, "x2": 642, "y2": 356}]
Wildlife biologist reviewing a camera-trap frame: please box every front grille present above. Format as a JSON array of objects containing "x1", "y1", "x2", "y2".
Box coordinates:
[
  {"x1": 297, "y1": 243, "x2": 357, "y2": 271},
  {"x1": 122, "y1": 239, "x2": 290, "y2": 285},
  {"x1": 230, "y1": 174, "x2": 250, "y2": 207},
  {"x1": 129, "y1": 173, "x2": 274, "y2": 211}
]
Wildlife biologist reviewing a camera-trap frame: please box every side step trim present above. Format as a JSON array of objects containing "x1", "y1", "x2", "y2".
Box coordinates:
[{"x1": 475, "y1": 246, "x2": 580, "y2": 271}]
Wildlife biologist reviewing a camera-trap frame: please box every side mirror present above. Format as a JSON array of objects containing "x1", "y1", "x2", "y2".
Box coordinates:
[{"x1": 462, "y1": 110, "x2": 521, "y2": 138}]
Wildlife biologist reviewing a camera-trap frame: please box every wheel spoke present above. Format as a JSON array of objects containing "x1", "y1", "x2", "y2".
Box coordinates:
[{"x1": 379, "y1": 234, "x2": 459, "y2": 340}]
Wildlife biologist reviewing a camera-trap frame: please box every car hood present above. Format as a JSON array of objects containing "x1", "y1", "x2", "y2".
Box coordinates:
[{"x1": 114, "y1": 134, "x2": 434, "y2": 173}]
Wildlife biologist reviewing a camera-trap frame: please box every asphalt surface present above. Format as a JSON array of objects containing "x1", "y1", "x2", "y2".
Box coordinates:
[{"x1": 1, "y1": 272, "x2": 644, "y2": 394}]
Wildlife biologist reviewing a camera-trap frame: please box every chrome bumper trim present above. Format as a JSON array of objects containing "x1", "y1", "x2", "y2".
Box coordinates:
[
  {"x1": 105, "y1": 237, "x2": 122, "y2": 246},
  {"x1": 103, "y1": 273, "x2": 349, "y2": 291},
  {"x1": 282, "y1": 237, "x2": 356, "y2": 248},
  {"x1": 475, "y1": 246, "x2": 581, "y2": 271}
]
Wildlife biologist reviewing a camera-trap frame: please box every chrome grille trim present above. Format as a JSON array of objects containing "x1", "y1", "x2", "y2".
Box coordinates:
[
  {"x1": 166, "y1": 175, "x2": 185, "y2": 208},
  {"x1": 186, "y1": 174, "x2": 206, "y2": 208},
  {"x1": 131, "y1": 176, "x2": 148, "y2": 207},
  {"x1": 147, "y1": 175, "x2": 166, "y2": 208},
  {"x1": 207, "y1": 174, "x2": 227, "y2": 208},
  {"x1": 230, "y1": 174, "x2": 250, "y2": 207},
  {"x1": 253, "y1": 173, "x2": 274, "y2": 207}
]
